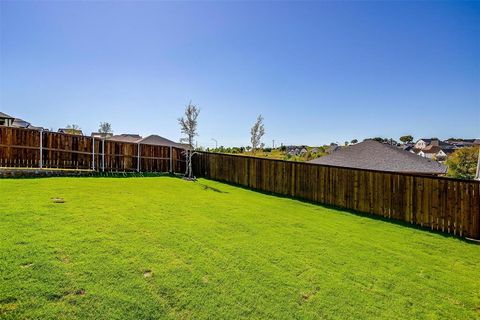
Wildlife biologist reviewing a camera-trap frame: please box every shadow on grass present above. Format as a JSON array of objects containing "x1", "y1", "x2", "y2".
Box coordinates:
[
  {"x1": 202, "y1": 178, "x2": 480, "y2": 245},
  {"x1": 196, "y1": 183, "x2": 228, "y2": 193}
]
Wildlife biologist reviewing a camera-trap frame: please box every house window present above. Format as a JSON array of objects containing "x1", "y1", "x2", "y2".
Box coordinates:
[{"x1": 0, "y1": 119, "x2": 5, "y2": 126}]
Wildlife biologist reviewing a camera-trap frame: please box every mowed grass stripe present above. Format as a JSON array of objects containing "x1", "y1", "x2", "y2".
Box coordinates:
[{"x1": 0, "y1": 177, "x2": 479, "y2": 319}]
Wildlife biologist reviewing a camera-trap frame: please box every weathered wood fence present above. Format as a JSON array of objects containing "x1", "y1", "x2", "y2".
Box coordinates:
[
  {"x1": 193, "y1": 152, "x2": 480, "y2": 239},
  {"x1": 0, "y1": 127, "x2": 186, "y2": 173}
]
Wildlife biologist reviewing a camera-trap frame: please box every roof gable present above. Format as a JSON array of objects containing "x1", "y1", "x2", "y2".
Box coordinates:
[{"x1": 139, "y1": 135, "x2": 188, "y2": 149}]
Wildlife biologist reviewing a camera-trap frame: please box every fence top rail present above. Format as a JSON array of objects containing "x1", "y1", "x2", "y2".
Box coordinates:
[{"x1": 196, "y1": 151, "x2": 480, "y2": 184}]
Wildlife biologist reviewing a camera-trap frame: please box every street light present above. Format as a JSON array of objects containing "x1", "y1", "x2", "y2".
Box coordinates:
[{"x1": 211, "y1": 138, "x2": 218, "y2": 149}]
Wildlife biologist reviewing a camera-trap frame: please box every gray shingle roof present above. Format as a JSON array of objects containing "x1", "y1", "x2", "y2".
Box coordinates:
[
  {"x1": 12, "y1": 118, "x2": 31, "y2": 128},
  {"x1": 106, "y1": 134, "x2": 188, "y2": 149},
  {"x1": 308, "y1": 140, "x2": 447, "y2": 175},
  {"x1": 139, "y1": 135, "x2": 189, "y2": 149}
]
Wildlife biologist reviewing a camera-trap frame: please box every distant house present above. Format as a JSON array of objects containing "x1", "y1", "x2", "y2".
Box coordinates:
[
  {"x1": 0, "y1": 113, "x2": 43, "y2": 130},
  {"x1": 138, "y1": 134, "x2": 189, "y2": 149},
  {"x1": 288, "y1": 148, "x2": 299, "y2": 156},
  {"x1": 0, "y1": 112, "x2": 14, "y2": 127},
  {"x1": 401, "y1": 143, "x2": 416, "y2": 153},
  {"x1": 285, "y1": 145, "x2": 307, "y2": 156},
  {"x1": 13, "y1": 118, "x2": 33, "y2": 128},
  {"x1": 308, "y1": 140, "x2": 447, "y2": 175},
  {"x1": 446, "y1": 139, "x2": 480, "y2": 147},
  {"x1": 418, "y1": 145, "x2": 457, "y2": 161},
  {"x1": 414, "y1": 139, "x2": 437, "y2": 150},
  {"x1": 107, "y1": 134, "x2": 143, "y2": 143},
  {"x1": 91, "y1": 132, "x2": 113, "y2": 139},
  {"x1": 417, "y1": 146, "x2": 443, "y2": 159},
  {"x1": 106, "y1": 134, "x2": 188, "y2": 149},
  {"x1": 58, "y1": 128, "x2": 83, "y2": 135},
  {"x1": 326, "y1": 144, "x2": 341, "y2": 154}
]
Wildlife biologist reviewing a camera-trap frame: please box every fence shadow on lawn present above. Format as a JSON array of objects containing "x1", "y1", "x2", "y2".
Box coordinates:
[
  {"x1": 202, "y1": 177, "x2": 480, "y2": 244},
  {"x1": 192, "y1": 151, "x2": 480, "y2": 242}
]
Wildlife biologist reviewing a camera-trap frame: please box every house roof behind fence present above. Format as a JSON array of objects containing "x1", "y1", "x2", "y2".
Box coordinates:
[
  {"x1": 139, "y1": 135, "x2": 189, "y2": 149},
  {"x1": 0, "y1": 112, "x2": 14, "y2": 119},
  {"x1": 107, "y1": 134, "x2": 143, "y2": 143},
  {"x1": 308, "y1": 140, "x2": 447, "y2": 175}
]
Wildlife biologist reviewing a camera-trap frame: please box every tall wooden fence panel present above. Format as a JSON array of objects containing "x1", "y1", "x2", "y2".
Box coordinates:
[
  {"x1": 0, "y1": 127, "x2": 40, "y2": 167},
  {"x1": 0, "y1": 126, "x2": 186, "y2": 173},
  {"x1": 193, "y1": 152, "x2": 480, "y2": 239},
  {"x1": 42, "y1": 131, "x2": 99, "y2": 169}
]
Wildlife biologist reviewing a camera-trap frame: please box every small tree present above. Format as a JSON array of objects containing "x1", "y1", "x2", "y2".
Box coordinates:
[
  {"x1": 400, "y1": 135, "x2": 414, "y2": 144},
  {"x1": 178, "y1": 102, "x2": 200, "y2": 179},
  {"x1": 250, "y1": 115, "x2": 265, "y2": 154},
  {"x1": 99, "y1": 122, "x2": 113, "y2": 134},
  {"x1": 446, "y1": 147, "x2": 479, "y2": 180},
  {"x1": 350, "y1": 139, "x2": 358, "y2": 144}
]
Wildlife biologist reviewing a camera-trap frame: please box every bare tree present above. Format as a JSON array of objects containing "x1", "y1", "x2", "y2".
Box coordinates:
[
  {"x1": 99, "y1": 122, "x2": 113, "y2": 134},
  {"x1": 178, "y1": 102, "x2": 200, "y2": 179},
  {"x1": 250, "y1": 115, "x2": 265, "y2": 154}
]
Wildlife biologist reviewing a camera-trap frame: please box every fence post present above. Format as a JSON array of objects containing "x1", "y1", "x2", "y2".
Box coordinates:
[
  {"x1": 102, "y1": 139, "x2": 105, "y2": 172},
  {"x1": 39, "y1": 128, "x2": 43, "y2": 169},
  {"x1": 170, "y1": 146, "x2": 173, "y2": 173},
  {"x1": 92, "y1": 137, "x2": 95, "y2": 171},
  {"x1": 137, "y1": 143, "x2": 141, "y2": 172}
]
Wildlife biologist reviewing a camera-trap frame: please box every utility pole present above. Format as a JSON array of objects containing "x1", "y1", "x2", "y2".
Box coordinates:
[
  {"x1": 272, "y1": 139, "x2": 275, "y2": 149},
  {"x1": 475, "y1": 148, "x2": 480, "y2": 181}
]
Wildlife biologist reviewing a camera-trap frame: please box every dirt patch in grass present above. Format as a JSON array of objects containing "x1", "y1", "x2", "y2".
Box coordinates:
[
  {"x1": 300, "y1": 288, "x2": 320, "y2": 302},
  {"x1": 0, "y1": 297, "x2": 17, "y2": 315},
  {"x1": 51, "y1": 197, "x2": 65, "y2": 203},
  {"x1": 143, "y1": 270, "x2": 153, "y2": 278},
  {"x1": 20, "y1": 262, "x2": 34, "y2": 268}
]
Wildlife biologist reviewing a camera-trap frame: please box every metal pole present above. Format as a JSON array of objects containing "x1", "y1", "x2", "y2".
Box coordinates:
[
  {"x1": 92, "y1": 137, "x2": 95, "y2": 171},
  {"x1": 39, "y1": 128, "x2": 43, "y2": 169},
  {"x1": 102, "y1": 139, "x2": 105, "y2": 172},
  {"x1": 137, "y1": 143, "x2": 140, "y2": 172},
  {"x1": 169, "y1": 146, "x2": 173, "y2": 173},
  {"x1": 475, "y1": 148, "x2": 480, "y2": 181}
]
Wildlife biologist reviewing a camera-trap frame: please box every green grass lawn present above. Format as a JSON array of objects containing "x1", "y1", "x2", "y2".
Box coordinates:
[{"x1": 0, "y1": 177, "x2": 479, "y2": 320}]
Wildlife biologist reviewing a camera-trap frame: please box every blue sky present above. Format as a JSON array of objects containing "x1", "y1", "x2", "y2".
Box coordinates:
[{"x1": 1, "y1": 1, "x2": 479, "y2": 147}]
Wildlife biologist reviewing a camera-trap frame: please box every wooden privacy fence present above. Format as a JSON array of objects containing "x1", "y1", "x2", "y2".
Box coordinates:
[
  {"x1": 193, "y1": 152, "x2": 480, "y2": 239},
  {"x1": 0, "y1": 126, "x2": 187, "y2": 173}
]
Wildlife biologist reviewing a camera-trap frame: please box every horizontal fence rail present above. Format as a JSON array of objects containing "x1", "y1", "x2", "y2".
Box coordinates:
[
  {"x1": 0, "y1": 126, "x2": 186, "y2": 173},
  {"x1": 193, "y1": 152, "x2": 480, "y2": 240}
]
